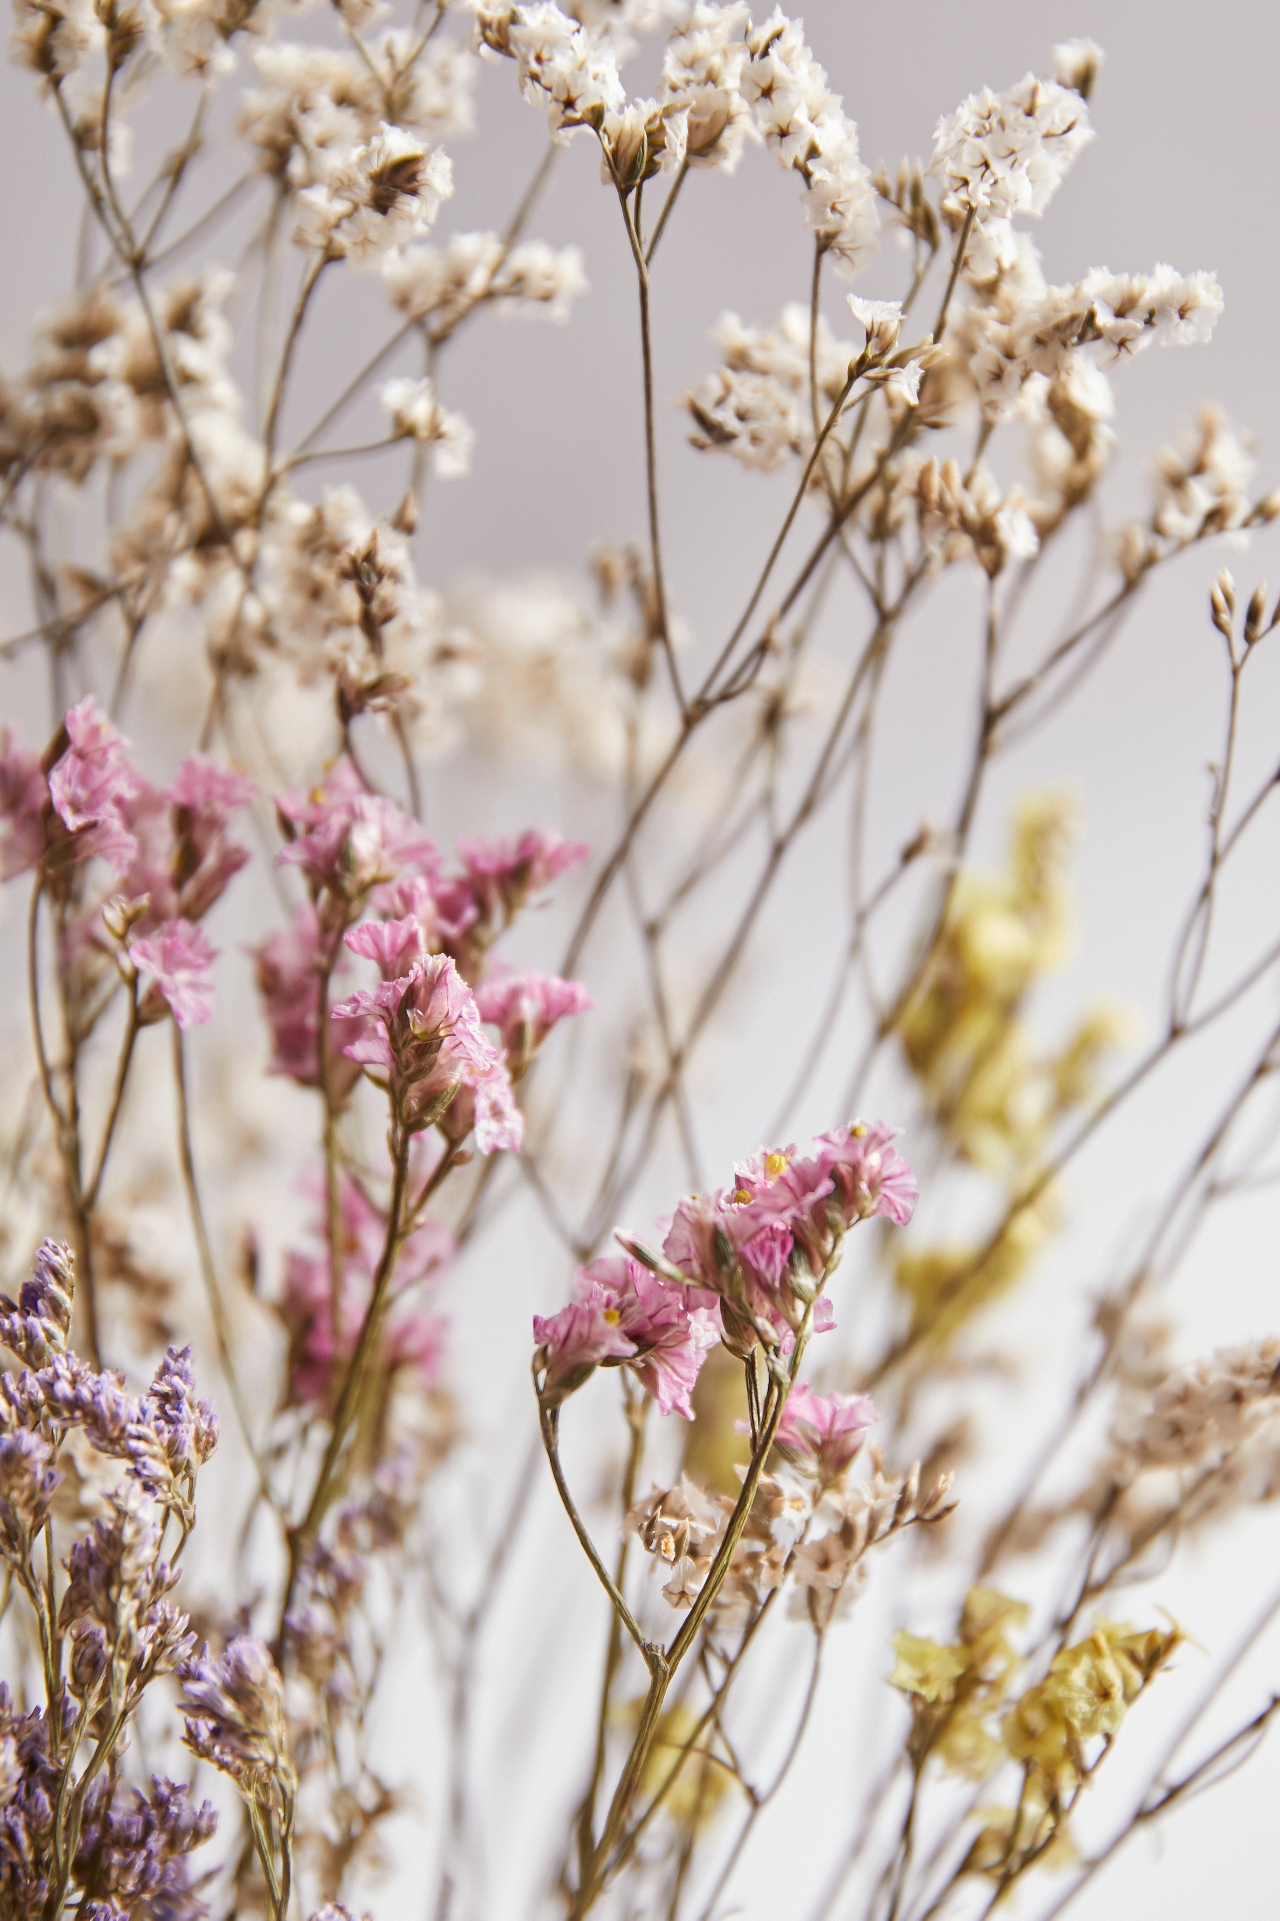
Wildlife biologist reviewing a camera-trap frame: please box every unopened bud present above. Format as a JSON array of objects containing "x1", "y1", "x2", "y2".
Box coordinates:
[
  {"x1": 1245, "y1": 583, "x2": 1268, "y2": 645},
  {"x1": 102, "y1": 892, "x2": 150, "y2": 941}
]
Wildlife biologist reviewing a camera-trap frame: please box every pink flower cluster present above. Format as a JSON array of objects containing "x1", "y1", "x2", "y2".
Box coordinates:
[
  {"x1": 640, "y1": 1124, "x2": 917, "y2": 1356},
  {"x1": 251, "y1": 756, "x2": 593, "y2": 1162},
  {"x1": 333, "y1": 943, "x2": 524, "y2": 1151},
  {"x1": 775, "y1": 1383, "x2": 878, "y2": 1482},
  {"x1": 473, "y1": 969, "x2": 595, "y2": 1075},
  {"x1": 279, "y1": 1169, "x2": 452, "y2": 1408},
  {"x1": 254, "y1": 758, "x2": 591, "y2": 1131},
  {"x1": 0, "y1": 700, "x2": 253, "y2": 1028},
  {"x1": 533, "y1": 1254, "x2": 720, "y2": 1416}
]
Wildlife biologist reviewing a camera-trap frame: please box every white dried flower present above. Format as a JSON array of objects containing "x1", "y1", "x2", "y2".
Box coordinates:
[
  {"x1": 478, "y1": 1, "x2": 625, "y2": 136},
  {"x1": 1153, "y1": 405, "x2": 1255, "y2": 546},
  {"x1": 847, "y1": 294, "x2": 902, "y2": 357},
  {"x1": 294, "y1": 123, "x2": 453, "y2": 262},
  {"x1": 1052, "y1": 36, "x2": 1104, "y2": 99},
  {"x1": 741, "y1": 10, "x2": 878, "y2": 274},
  {"x1": 492, "y1": 240, "x2": 588, "y2": 321},
  {"x1": 659, "y1": 0, "x2": 755, "y2": 173},
  {"x1": 378, "y1": 375, "x2": 474, "y2": 477}
]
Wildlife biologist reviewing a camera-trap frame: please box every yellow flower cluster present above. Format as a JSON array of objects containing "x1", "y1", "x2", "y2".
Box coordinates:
[
  {"x1": 1004, "y1": 1618, "x2": 1182, "y2": 1794},
  {"x1": 893, "y1": 793, "x2": 1128, "y2": 1343},
  {"x1": 891, "y1": 1596, "x2": 1181, "y2": 1885},
  {"x1": 890, "y1": 1586, "x2": 1029, "y2": 1779}
]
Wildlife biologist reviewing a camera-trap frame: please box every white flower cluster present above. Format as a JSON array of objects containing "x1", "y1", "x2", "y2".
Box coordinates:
[
  {"x1": 294, "y1": 122, "x2": 453, "y2": 262},
  {"x1": 658, "y1": 0, "x2": 756, "y2": 173},
  {"x1": 475, "y1": 1, "x2": 626, "y2": 136},
  {"x1": 239, "y1": 35, "x2": 475, "y2": 190},
  {"x1": 741, "y1": 8, "x2": 877, "y2": 275},
  {"x1": 378, "y1": 376, "x2": 474, "y2": 478},
  {"x1": 953, "y1": 228, "x2": 1224, "y2": 425},
  {"x1": 7, "y1": 271, "x2": 246, "y2": 488},
  {"x1": 260, "y1": 485, "x2": 471, "y2": 738},
  {"x1": 931, "y1": 71, "x2": 1094, "y2": 224},
  {"x1": 685, "y1": 302, "x2": 857, "y2": 471},
  {"x1": 442, "y1": 573, "x2": 633, "y2": 780},
  {"x1": 911, "y1": 455, "x2": 1041, "y2": 577},
  {"x1": 382, "y1": 233, "x2": 588, "y2": 330}
]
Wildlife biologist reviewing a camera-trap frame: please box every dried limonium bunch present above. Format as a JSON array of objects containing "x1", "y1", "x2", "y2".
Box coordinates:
[{"x1": 1, "y1": 2, "x2": 1279, "y2": 1917}]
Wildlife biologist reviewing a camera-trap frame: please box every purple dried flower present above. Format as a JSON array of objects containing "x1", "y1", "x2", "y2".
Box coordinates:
[
  {"x1": 74, "y1": 1775, "x2": 217, "y2": 1920},
  {"x1": 178, "y1": 1635, "x2": 292, "y2": 1791},
  {"x1": 127, "y1": 1347, "x2": 219, "y2": 1491},
  {"x1": 0, "y1": 1430, "x2": 59, "y2": 1568},
  {"x1": 0, "y1": 1240, "x2": 75, "y2": 1368},
  {"x1": 59, "y1": 1490, "x2": 192, "y2": 1699}
]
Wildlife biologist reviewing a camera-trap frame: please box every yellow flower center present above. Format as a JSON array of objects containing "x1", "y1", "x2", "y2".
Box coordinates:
[
  {"x1": 603, "y1": 1308, "x2": 621, "y2": 1324},
  {"x1": 764, "y1": 1151, "x2": 789, "y2": 1179}
]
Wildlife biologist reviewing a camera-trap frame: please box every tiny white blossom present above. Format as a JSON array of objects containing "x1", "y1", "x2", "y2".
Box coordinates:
[{"x1": 847, "y1": 295, "x2": 903, "y2": 356}]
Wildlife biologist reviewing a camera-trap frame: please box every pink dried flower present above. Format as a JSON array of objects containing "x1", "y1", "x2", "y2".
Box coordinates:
[
  {"x1": 454, "y1": 827, "x2": 588, "y2": 923},
  {"x1": 474, "y1": 968, "x2": 594, "y2": 1071},
  {"x1": 45, "y1": 697, "x2": 144, "y2": 873},
  {"x1": 0, "y1": 727, "x2": 47, "y2": 880},
  {"x1": 333, "y1": 952, "x2": 522, "y2": 1150},
  {"x1": 533, "y1": 1286, "x2": 637, "y2": 1408},
  {"x1": 130, "y1": 919, "x2": 218, "y2": 1028},
  {"x1": 277, "y1": 757, "x2": 437, "y2": 903},
  {"x1": 344, "y1": 912, "x2": 428, "y2": 980},
  {"x1": 775, "y1": 1382, "x2": 878, "y2": 1481},
  {"x1": 251, "y1": 903, "x2": 363, "y2": 1094},
  {"x1": 279, "y1": 1170, "x2": 452, "y2": 1407},
  {"x1": 576, "y1": 1255, "x2": 720, "y2": 1418},
  {"x1": 653, "y1": 1125, "x2": 917, "y2": 1355}
]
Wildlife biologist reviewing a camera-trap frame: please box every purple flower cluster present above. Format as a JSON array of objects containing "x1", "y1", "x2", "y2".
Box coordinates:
[
  {"x1": 73, "y1": 1776, "x2": 217, "y2": 1921},
  {"x1": 179, "y1": 1634, "x2": 291, "y2": 1790}
]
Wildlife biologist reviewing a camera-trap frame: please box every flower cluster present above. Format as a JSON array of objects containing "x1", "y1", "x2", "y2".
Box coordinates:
[
  {"x1": 534, "y1": 1254, "x2": 720, "y2": 1415},
  {"x1": 741, "y1": 9, "x2": 877, "y2": 273},
  {"x1": 279, "y1": 1168, "x2": 453, "y2": 1407},
  {"x1": 640, "y1": 1125, "x2": 917, "y2": 1357},
  {"x1": 0, "y1": 700, "x2": 252, "y2": 1028}
]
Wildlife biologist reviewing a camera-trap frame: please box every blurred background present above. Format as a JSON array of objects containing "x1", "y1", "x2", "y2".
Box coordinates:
[{"x1": 2, "y1": 3, "x2": 1280, "y2": 1915}]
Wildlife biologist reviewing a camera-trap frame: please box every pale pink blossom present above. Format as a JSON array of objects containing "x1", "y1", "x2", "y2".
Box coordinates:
[
  {"x1": 280, "y1": 1169, "x2": 453, "y2": 1407},
  {"x1": 452, "y1": 828, "x2": 588, "y2": 926},
  {"x1": 576, "y1": 1255, "x2": 720, "y2": 1418},
  {"x1": 474, "y1": 969, "x2": 593, "y2": 1069},
  {"x1": 655, "y1": 1125, "x2": 916, "y2": 1354},
  {"x1": 0, "y1": 728, "x2": 47, "y2": 880},
  {"x1": 776, "y1": 1382, "x2": 878, "y2": 1481},
  {"x1": 114, "y1": 755, "x2": 254, "y2": 935},
  {"x1": 251, "y1": 903, "x2": 363, "y2": 1093},
  {"x1": 131, "y1": 919, "x2": 218, "y2": 1028},
  {"x1": 344, "y1": 913, "x2": 428, "y2": 980},
  {"x1": 45, "y1": 697, "x2": 144, "y2": 873},
  {"x1": 277, "y1": 757, "x2": 437, "y2": 902},
  {"x1": 533, "y1": 1286, "x2": 636, "y2": 1408},
  {"x1": 332, "y1": 952, "x2": 522, "y2": 1150}
]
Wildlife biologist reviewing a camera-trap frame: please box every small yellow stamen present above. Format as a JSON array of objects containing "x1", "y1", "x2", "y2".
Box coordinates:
[
  {"x1": 851, "y1": 1122, "x2": 868, "y2": 1138},
  {"x1": 764, "y1": 1151, "x2": 789, "y2": 1179},
  {"x1": 602, "y1": 1308, "x2": 621, "y2": 1324},
  {"x1": 731, "y1": 1188, "x2": 753, "y2": 1206}
]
